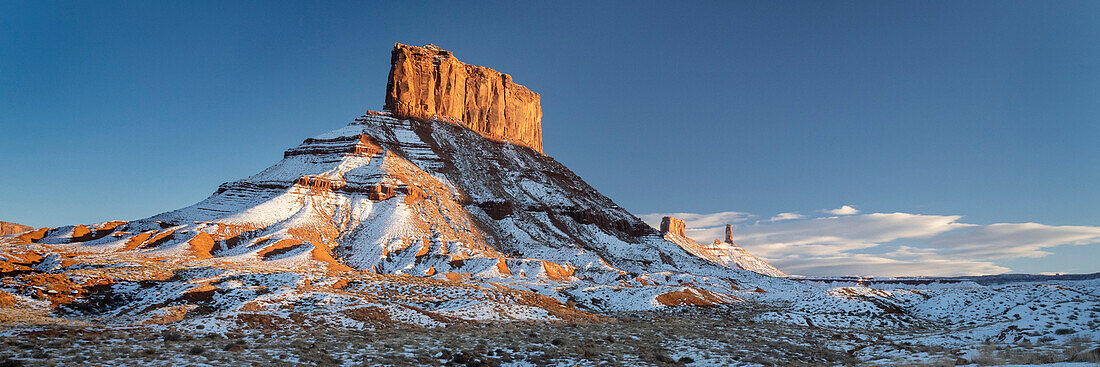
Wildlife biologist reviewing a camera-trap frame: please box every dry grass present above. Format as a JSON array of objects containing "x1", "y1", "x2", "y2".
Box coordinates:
[
  {"x1": 0, "y1": 306, "x2": 865, "y2": 366},
  {"x1": 968, "y1": 335, "x2": 1100, "y2": 366}
]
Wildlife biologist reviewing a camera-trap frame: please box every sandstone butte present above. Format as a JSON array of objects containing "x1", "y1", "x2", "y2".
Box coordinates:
[
  {"x1": 384, "y1": 43, "x2": 543, "y2": 153},
  {"x1": 0, "y1": 221, "x2": 32, "y2": 236},
  {"x1": 660, "y1": 216, "x2": 687, "y2": 237}
]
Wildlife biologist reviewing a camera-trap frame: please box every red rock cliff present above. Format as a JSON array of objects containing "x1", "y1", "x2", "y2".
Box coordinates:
[
  {"x1": 0, "y1": 221, "x2": 32, "y2": 236},
  {"x1": 385, "y1": 43, "x2": 543, "y2": 152},
  {"x1": 660, "y1": 217, "x2": 686, "y2": 237}
]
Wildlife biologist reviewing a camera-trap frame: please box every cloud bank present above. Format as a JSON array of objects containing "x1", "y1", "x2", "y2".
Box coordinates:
[
  {"x1": 769, "y1": 212, "x2": 805, "y2": 221},
  {"x1": 823, "y1": 205, "x2": 860, "y2": 215},
  {"x1": 640, "y1": 207, "x2": 1100, "y2": 277}
]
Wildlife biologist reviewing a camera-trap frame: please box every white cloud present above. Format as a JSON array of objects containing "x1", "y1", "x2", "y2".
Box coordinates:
[
  {"x1": 927, "y1": 222, "x2": 1100, "y2": 259},
  {"x1": 639, "y1": 208, "x2": 1100, "y2": 277},
  {"x1": 774, "y1": 253, "x2": 1010, "y2": 277},
  {"x1": 638, "y1": 211, "x2": 751, "y2": 230},
  {"x1": 769, "y1": 212, "x2": 805, "y2": 221},
  {"x1": 694, "y1": 213, "x2": 971, "y2": 257},
  {"x1": 823, "y1": 205, "x2": 859, "y2": 215}
]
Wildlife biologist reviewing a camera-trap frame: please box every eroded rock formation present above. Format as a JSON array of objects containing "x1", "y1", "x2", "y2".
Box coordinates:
[
  {"x1": 660, "y1": 216, "x2": 686, "y2": 237},
  {"x1": 660, "y1": 217, "x2": 787, "y2": 277},
  {"x1": 0, "y1": 221, "x2": 32, "y2": 236},
  {"x1": 385, "y1": 43, "x2": 543, "y2": 152}
]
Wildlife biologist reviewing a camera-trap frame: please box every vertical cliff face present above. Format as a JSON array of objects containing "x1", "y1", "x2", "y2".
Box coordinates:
[
  {"x1": 0, "y1": 221, "x2": 32, "y2": 236},
  {"x1": 660, "y1": 217, "x2": 686, "y2": 237},
  {"x1": 385, "y1": 43, "x2": 543, "y2": 153}
]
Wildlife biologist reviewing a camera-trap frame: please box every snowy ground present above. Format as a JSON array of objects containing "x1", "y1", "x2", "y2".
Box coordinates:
[
  {"x1": 1, "y1": 305, "x2": 1097, "y2": 366},
  {"x1": 2, "y1": 233, "x2": 1098, "y2": 365}
]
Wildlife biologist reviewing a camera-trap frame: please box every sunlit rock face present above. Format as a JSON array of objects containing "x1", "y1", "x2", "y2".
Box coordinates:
[
  {"x1": 385, "y1": 43, "x2": 543, "y2": 153},
  {"x1": 660, "y1": 217, "x2": 686, "y2": 237},
  {"x1": 0, "y1": 221, "x2": 32, "y2": 236}
]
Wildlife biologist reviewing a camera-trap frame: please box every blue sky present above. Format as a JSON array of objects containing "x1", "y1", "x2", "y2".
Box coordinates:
[{"x1": 2, "y1": 1, "x2": 1097, "y2": 276}]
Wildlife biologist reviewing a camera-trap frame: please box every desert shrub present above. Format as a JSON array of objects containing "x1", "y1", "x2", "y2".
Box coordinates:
[
  {"x1": 1066, "y1": 334, "x2": 1093, "y2": 344},
  {"x1": 1063, "y1": 335, "x2": 1094, "y2": 359},
  {"x1": 1000, "y1": 348, "x2": 1061, "y2": 365},
  {"x1": 970, "y1": 346, "x2": 1002, "y2": 366},
  {"x1": 1068, "y1": 347, "x2": 1100, "y2": 363},
  {"x1": 970, "y1": 342, "x2": 1063, "y2": 366}
]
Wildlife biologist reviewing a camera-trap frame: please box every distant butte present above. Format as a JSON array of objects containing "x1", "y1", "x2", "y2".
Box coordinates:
[
  {"x1": 660, "y1": 217, "x2": 687, "y2": 237},
  {"x1": 384, "y1": 43, "x2": 544, "y2": 152}
]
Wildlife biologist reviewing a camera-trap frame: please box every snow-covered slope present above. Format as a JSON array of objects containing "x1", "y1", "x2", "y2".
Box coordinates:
[
  {"x1": 0, "y1": 110, "x2": 803, "y2": 329},
  {"x1": 22, "y1": 112, "x2": 770, "y2": 287},
  {"x1": 664, "y1": 232, "x2": 787, "y2": 277},
  {"x1": 751, "y1": 276, "x2": 1100, "y2": 361},
  {"x1": 3, "y1": 43, "x2": 792, "y2": 322}
]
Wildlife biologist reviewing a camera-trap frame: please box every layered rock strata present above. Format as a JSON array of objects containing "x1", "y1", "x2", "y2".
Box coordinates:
[
  {"x1": 0, "y1": 221, "x2": 32, "y2": 236},
  {"x1": 660, "y1": 217, "x2": 686, "y2": 237},
  {"x1": 385, "y1": 43, "x2": 543, "y2": 152}
]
